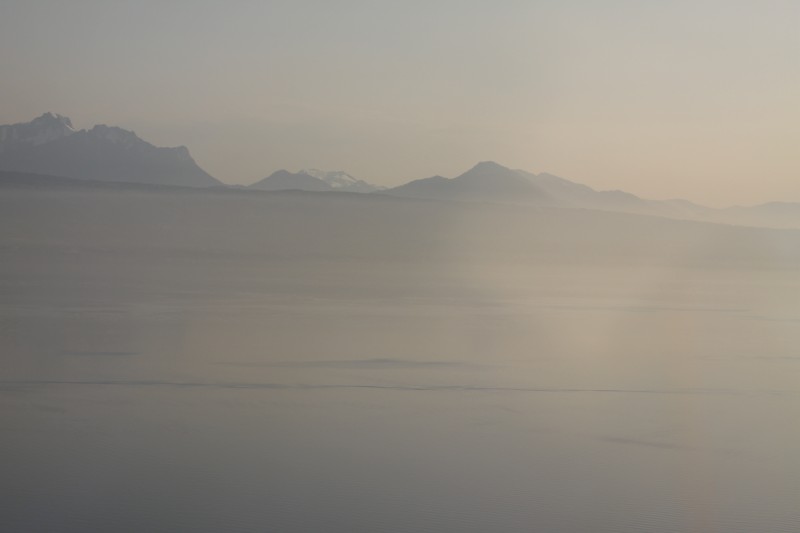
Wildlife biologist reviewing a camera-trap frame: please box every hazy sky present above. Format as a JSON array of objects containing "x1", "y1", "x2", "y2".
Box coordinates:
[{"x1": 2, "y1": 0, "x2": 798, "y2": 206}]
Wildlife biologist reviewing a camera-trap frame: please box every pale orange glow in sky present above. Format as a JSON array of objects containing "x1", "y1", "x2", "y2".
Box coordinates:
[{"x1": 2, "y1": 1, "x2": 798, "y2": 206}]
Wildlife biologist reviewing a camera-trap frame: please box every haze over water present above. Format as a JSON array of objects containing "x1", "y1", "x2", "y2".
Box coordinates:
[
  {"x1": 3, "y1": 1, "x2": 800, "y2": 531},
  {"x1": 2, "y1": 188, "x2": 799, "y2": 532}
]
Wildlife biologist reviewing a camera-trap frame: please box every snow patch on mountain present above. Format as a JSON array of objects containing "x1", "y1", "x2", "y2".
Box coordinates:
[
  {"x1": 301, "y1": 169, "x2": 384, "y2": 192},
  {"x1": 0, "y1": 112, "x2": 77, "y2": 153},
  {"x1": 0, "y1": 113, "x2": 220, "y2": 187}
]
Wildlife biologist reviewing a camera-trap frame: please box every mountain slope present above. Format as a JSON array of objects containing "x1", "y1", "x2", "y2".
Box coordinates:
[
  {"x1": 249, "y1": 170, "x2": 333, "y2": 191},
  {"x1": 0, "y1": 112, "x2": 76, "y2": 152},
  {"x1": 301, "y1": 169, "x2": 383, "y2": 192},
  {"x1": 386, "y1": 161, "x2": 551, "y2": 203},
  {"x1": 0, "y1": 113, "x2": 221, "y2": 187},
  {"x1": 386, "y1": 161, "x2": 718, "y2": 222}
]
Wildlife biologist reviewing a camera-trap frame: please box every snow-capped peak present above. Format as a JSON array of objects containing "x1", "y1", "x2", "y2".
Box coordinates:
[
  {"x1": 0, "y1": 112, "x2": 77, "y2": 151},
  {"x1": 299, "y1": 169, "x2": 383, "y2": 192},
  {"x1": 300, "y1": 169, "x2": 358, "y2": 188}
]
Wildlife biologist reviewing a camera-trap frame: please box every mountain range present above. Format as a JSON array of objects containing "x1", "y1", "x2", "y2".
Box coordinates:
[
  {"x1": 383, "y1": 161, "x2": 711, "y2": 219},
  {"x1": 2, "y1": 113, "x2": 800, "y2": 230},
  {"x1": 0, "y1": 113, "x2": 220, "y2": 187},
  {"x1": 250, "y1": 169, "x2": 383, "y2": 193}
]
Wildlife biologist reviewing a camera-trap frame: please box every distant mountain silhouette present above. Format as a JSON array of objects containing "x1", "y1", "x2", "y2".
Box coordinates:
[
  {"x1": 386, "y1": 161, "x2": 551, "y2": 203},
  {"x1": 0, "y1": 112, "x2": 77, "y2": 152},
  {"x1": 3, "y1": 115, "x2": 798, "y2": 230},
  {"x1": 250, "y1": 169, "x2": 382, "y2": 193},
  {"x1": 0, "y1": 113, "x2": 221, "y2": 187},
  {"x1": 301, "y1": 169, "x2": 383, "y2": 192},
  {"x1": 385, "y1": 161, "x2": 717, "y2": 220},
  {"x1": 249, "y1": 170, "x2": 333, "y2": 191},
  {"x1": 5, "y1": 166, "x2": 800, "y2": 230},
  {"x1": 384, "y1": 161, "x2": 800, "y2": 228}
]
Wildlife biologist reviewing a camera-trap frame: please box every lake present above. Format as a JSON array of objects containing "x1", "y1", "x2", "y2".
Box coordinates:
[{"x1": 2, "y1": 188, "x2": 799, "y2": 532}]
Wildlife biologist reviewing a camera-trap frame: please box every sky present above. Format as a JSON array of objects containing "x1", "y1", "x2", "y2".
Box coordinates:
[{"x1": 1, "y1": 0, "x2": 798, "y2": 207}]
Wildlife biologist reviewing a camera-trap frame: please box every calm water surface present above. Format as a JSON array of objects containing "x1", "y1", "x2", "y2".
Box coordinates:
[{"x1": 2, "y1": 255, "x2": 800, "y2": 532}]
